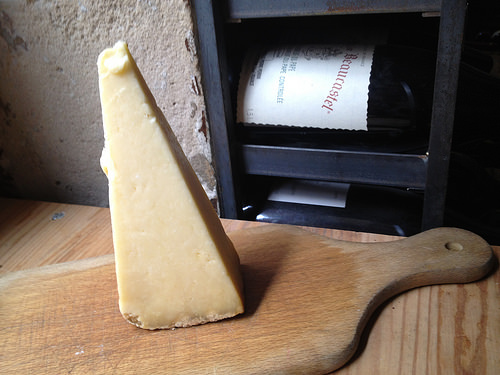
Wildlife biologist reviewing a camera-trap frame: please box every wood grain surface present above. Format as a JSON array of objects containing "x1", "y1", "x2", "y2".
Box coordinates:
[{"x1": 1, "y1": 198, "x2": 499, "y2": 374}]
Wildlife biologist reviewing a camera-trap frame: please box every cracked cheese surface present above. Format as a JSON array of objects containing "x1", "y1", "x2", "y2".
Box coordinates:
[{"x1": 97, "y1": 41, "x2": 244, "y2": 329}]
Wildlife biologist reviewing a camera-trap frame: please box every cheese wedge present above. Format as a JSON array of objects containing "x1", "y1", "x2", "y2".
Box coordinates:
[{"x1": 97, "y1": 41, "x2": 244, "y2": 329}]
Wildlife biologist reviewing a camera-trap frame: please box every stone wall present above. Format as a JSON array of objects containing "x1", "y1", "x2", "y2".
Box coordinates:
[{"x1": 0, "y1": 0, "x2": 215, "y2": 207}]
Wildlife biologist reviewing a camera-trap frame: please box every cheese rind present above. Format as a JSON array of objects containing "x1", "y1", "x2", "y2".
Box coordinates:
[{"x1": 97, "y1": 41, "x2": 244, "y2": 329}]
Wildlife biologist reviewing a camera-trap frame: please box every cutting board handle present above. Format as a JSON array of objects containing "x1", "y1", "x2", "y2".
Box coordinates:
[
  {"x1": 373, "y1": 227, "x2": 495, "y2": 292},
  {"x1": 226, "y1": 225, "x2": 496, "y2": 372}
]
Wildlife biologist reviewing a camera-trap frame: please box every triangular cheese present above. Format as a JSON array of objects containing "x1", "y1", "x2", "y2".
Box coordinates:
[{"x1": 97, "y1": 41, "x2": 244, "y2": 329}]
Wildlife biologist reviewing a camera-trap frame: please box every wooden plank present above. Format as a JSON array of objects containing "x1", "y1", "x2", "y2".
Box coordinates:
[{"x1": 0, "y1": 198, "x2": 114, "y2": 273}]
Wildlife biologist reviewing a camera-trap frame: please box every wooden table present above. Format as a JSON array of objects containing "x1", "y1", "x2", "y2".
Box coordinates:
[{"x1": 1, "y1": 198, "x2": 499, "y2": 374}]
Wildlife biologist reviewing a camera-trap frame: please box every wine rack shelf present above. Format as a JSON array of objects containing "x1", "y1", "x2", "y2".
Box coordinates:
[
  {"x1": 192, "y1": 0, "x2": 466, "y2": 234},
  {"x1": 225, "y1": 0, "x2": 441, "y2": 19}
]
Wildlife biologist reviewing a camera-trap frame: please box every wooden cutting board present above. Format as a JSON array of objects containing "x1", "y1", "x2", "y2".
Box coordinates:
[{"x1": 0, "y1": 223, "x2": 495, "y2": 374}]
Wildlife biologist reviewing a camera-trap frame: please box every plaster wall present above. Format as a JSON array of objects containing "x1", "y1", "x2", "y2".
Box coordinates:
[{"x1": 0, "y1": 0, "x2": 216, "y2": 207}]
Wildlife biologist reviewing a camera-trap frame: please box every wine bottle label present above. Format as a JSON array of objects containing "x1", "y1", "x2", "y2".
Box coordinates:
[
  {"x1": 237, "y1": 44, "x2": 374, "y2": 130},
  {"x1": 268, "y1": 180, "x2": 350, "y2": 208}
]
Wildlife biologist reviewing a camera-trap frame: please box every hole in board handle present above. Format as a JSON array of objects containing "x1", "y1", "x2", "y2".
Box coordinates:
[{"x1": 445, "y1": 242, "x2": 464, "y2": 251}]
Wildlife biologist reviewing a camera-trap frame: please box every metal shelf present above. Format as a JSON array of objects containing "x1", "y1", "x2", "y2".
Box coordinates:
[
  {"x1": 192, "y1": 0, "x2": 466, "y2": 231},
  {"x1": 226, "y1": 0, "x2": 441, "y2": 19},
  {"x1": 242, "y1": 145, "x2": 428, "y2": 189}
]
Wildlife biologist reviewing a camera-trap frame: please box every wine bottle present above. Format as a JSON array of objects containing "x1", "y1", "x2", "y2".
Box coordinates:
[
  {"x1": 367, "y1": 44, "x2": 436, "y2": 133},
  {"x1": 236, "y1": 43, "x2": 437, "y2": 134},
  {"x1": 240, "y1": 176, "x2": 424, "y2": 237}
]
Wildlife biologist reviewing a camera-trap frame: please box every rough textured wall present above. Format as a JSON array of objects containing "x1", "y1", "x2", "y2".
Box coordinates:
[{"x1": 0, "y1": 0, "x2": 215, "y2": 207}]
